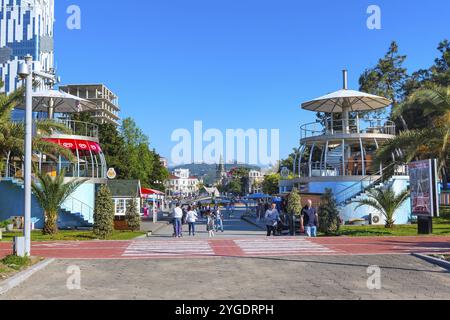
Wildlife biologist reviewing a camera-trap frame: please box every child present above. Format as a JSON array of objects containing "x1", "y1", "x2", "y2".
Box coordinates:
[{"x1": 206, "y1": 211, "x2": 215, "y2": 238}]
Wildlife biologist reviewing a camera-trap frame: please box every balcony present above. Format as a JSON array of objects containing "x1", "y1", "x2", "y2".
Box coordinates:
[
  {"x1": 300, "y1": 118, "x2": 396, "y2": 141},
  {"x1": 34, "y1": 119, "x2": 99, "y2": 140}
]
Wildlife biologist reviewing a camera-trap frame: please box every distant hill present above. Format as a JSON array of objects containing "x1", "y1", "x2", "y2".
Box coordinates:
[{"x1": 169, "y1": 163, "x2": 261, "y2": 185}]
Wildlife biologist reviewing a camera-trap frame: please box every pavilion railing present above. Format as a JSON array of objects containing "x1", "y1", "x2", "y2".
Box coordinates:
[{"x1": 300, "y1": 118, "x2": 396, "y2": 140}]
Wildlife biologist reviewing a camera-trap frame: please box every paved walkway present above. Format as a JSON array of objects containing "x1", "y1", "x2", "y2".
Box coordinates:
[
  {"x1": 1, "y1": 236, "x2": 450, "y2": 260},
  {"x1": 2, "y1": 255, "x2": 450, "y2": 300},
  {"x1": 1, "y1": 209, "x2": 450, "y2": 260}
]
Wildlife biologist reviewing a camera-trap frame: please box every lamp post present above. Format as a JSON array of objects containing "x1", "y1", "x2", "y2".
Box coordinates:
[
  {"x1": 17, "y1": 56, "x2": 57, "y2": 257},
  {"x1": 17, "y1": 55, "x2": 33, "y2": 256}
]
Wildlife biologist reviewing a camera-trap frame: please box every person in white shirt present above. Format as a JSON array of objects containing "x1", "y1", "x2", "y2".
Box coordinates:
[
  {"x1": 173, "y1": 203, "x2": 183, "y2": 238},
  {"x1": 214, "y1": 206, "x2": 224, "y2": 232},
  {"x1": 185, "y1": 206, "x2": 198, "y2": 237}
]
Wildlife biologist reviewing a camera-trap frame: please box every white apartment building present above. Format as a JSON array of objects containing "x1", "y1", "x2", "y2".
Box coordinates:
[
  {"x1": 165, "y1": 169, "x2": 200, "y2": 197},
  {"x1": 248, "y1": 169, "x2": 264, "y2": 194}
]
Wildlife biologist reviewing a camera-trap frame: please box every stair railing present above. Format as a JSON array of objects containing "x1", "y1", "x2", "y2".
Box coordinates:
[
  {"x1": 61, "y1": 196, "x2": 94, "y2": 224},
  {"x1": 335, "y1": 163, "x2": 403, "y2": 206}
]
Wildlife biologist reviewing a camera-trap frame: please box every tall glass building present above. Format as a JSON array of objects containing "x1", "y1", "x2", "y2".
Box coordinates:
[{"x1": 0, "y1": 0, "x2": 54, "y2": 94}]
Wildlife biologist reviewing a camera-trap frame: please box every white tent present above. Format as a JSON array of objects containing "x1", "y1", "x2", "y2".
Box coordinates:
[
  {"x1": 15, "y1": 89, "x2": 96, "y2": 118},
  {"x1": 301, "y1": 70, "x2": 392, "y2": 133}
]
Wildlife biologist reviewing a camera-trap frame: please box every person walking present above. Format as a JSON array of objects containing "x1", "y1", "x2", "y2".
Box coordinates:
[
  {"x1": 173, "y1": 203, "x2": 183, "y2": 238},
  {"x1": 214, "y1": 206, "x2": 224, "y2": 232},
  {"x1": 185, "y1": 206, "x2": 198, "y2": 237},
  {"x1": 206, "y1": 210, "x2": 216, "y2": 238},
  {"x1": 265, "y1": 203, "x2": 280, "y2": 237},
  {"x1": 300, "y1": 200, "x2": 319, "y2": 238}
]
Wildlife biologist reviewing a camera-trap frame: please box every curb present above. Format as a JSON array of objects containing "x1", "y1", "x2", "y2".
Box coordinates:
[
  {"x1": 412, "y1": 253, "x2": 450, "y2": 271},
  {"x1": 0, "y1": 258, "x2": 55, "y2": 296},
  {"x1": 241, "y1": 216, "x2": 266, "y2": 230}
]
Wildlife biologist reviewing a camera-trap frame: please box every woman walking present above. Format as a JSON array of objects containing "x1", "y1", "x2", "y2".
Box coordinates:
[{"x1": 185, "y1": 206, "x2": 198, "y2": 237}]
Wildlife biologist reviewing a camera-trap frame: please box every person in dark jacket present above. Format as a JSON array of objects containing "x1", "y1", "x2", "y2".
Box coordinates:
[{"x1": 300, "y1": 200, "x2": 319, "y2": 237}]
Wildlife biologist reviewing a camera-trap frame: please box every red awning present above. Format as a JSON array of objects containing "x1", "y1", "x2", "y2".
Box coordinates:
[
  {"x1": 44, "y1": 138, "x2": 103, "y2": 154},
  {"x1": 141, "y1": 188, "x2": 164, "y2": 195}
]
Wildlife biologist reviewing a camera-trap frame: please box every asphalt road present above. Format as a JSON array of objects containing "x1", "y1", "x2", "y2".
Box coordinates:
[{"x1": 2, "y1": 254, "x2": 450, "y2": 300}]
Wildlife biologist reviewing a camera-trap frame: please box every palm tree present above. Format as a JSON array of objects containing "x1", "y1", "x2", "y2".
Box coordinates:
[
  {"x1": 377, "y1": 85, "x2": 450, "y2": 187},
  {"x1": 32, "y1": 168, "x2": 85, "y2": 235},
  {"x1": 354, "y1": 186, "x2": 410, "y2": 228}
]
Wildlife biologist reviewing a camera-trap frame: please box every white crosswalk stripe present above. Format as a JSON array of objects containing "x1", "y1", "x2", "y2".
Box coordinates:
[
  {"x1": 122, "y1": 240, "x2": 214, "y2": 257},
  {"x1": 234, "y1": 239, "x2": 336, "y2": 256}
]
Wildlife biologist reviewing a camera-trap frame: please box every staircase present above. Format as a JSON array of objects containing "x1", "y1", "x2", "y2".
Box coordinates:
[
  {"x1": 327, "y1": 145, "x2": 344, "y2": 170},
  {"x1": 60, "y1": 196, "x2": 94, "y2": 226}
]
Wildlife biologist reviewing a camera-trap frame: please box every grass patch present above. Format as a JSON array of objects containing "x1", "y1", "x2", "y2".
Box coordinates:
[
  {"x1": 1, "y1": 255, "x2": 31, "y2": 271},
  {"x1": 338, "y1": 215, "x2": 450, "y2": 237},
  {"x1": 0, "y1": 230, "x2": 146, "y2": 242},
  {"x1": 0, "y1": 255, "x2": 43, "y2": 281}
]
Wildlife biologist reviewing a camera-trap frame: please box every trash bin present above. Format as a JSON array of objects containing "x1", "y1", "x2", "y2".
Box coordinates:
[{"x1": 418, "y1": 216, "x2": 433, "y2": 235}]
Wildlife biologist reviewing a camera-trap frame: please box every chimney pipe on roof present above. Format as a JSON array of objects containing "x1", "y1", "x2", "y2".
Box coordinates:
[{"x1": 343, "y1": 69, "x2": 348, "y2": 90}]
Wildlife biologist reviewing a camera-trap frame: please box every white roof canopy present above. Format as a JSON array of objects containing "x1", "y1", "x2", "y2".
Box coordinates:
[
  {"x1": 15, "y1": 89, "x2": 96, "y2": 113},
  {"x1": 301, "y1": 89, "x2": 392, "y2": 113}
]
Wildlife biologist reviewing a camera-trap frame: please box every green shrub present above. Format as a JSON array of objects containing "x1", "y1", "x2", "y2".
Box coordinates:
[
  {"x1": 93, "y1": 185, "x2": 115, "y2": 239},
  {"x1": 1, "y1": 255, "x2": 31, "y2": 271},
  {"x1": 125, "y1": 199, "x2": 141, "y2": 232},
  {"x1": 318, "y1": 189, "x2": 341, "y2": 236},
  {"x1": 0, "y1": 220, "x2": 12, "y2": 228},
  {"x1": 287, "y1": 188, "x2": 302, "y2": 216}
]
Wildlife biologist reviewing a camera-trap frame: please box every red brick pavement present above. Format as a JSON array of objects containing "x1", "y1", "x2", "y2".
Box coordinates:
[{"x1": 0, "y1": 236, "x2": 449, "y2": 260}]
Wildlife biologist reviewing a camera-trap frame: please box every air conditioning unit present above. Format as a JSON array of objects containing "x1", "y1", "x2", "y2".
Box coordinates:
[{"x1": 370, "y1": 213, "x2": 384, "y2": 226}]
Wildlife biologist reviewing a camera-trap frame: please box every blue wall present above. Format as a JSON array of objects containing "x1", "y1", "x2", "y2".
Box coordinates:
[
  {"x1": 0, "y1": 180, "x2": 45, "y2": 229},
  {"x1": 0, "y1": 180, "x2": 97, "y2": 229}
]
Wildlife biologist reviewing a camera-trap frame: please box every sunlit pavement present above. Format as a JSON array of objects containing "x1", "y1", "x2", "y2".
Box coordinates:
[
  {"x1": 1, "y1": 209, "x2": 450, "y2": 260},
  {"x1": 2, "y1": 209, "x2": 450, "y2": 300},
  {"x1": 2, "y1": 254, "x2": 450, "y2": 300}
]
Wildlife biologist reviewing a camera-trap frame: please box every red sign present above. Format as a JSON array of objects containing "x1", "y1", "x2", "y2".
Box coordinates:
[{"x1": 44, "y1": 138, "x2": 103, "y2": 154}]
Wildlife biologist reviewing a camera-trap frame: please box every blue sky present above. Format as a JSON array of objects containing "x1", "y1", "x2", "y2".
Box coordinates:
[{"x1": 55, "y1": 0, "x2": 450, "y2": 165}]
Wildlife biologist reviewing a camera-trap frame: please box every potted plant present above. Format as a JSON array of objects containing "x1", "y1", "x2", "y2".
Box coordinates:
[
  {"x1": 0, "y1": 220, "x2": 6, "y2": 232},
  {"x1": 4, "y1": 220, "x2": 14, "y2": 232}
]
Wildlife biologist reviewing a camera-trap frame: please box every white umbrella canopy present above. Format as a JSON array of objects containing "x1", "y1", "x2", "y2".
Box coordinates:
[
  {"x1": 15, "y1": 89, "x2": 96, "y2": 114},
  {"x1": 301, "y1": 89, "x2": 392, "y2": 113}
]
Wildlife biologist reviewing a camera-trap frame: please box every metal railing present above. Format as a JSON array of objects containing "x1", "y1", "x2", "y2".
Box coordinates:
[
  {"x1": 334, "y1": 163, "x2": 408, "y2": 206},
  {"x1": 299, "y1": 160, "x2": 379, "y2": 178},
  {"x1": 61, "y1": 196, "x2": 94, "y2": 224},
  {"x1": 54, "y1": 119, "x2": 99, "y2": 138},
  {"x1": 13, "y1": 119, "x2": 99, "y2": 139},
  {"x1": 0, "y1": 163, "x2": 22, "y2": 179},
  {"x1": 300, "y1": 118, "x2": 396, "y2": 140}
]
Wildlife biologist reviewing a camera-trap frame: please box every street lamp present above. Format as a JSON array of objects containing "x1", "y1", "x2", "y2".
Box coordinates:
[
  {"x1": 17, "y1": 55, "x2": 33, "y2": 257},
  {"x1": 16, "y1": 56, "x2": 57, "y2": 257}
]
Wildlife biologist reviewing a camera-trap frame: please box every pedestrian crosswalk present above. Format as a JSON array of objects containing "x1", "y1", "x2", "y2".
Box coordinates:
[
  {"x1": 121, "y1": 238, "x2": 337, "y2": 258},
  {"x1": 122, "y1": 240, "x2": 215, "y2": 258},
  {"x1": 234, "y1": 238, "x2": 336, "y2": 256}
]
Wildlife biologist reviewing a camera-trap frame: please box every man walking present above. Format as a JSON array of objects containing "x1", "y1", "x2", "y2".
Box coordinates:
[
  {"x1": 300, "y1": 200, "x2": 319, "y2": 238},
  {"x1": 265, "y1": 203, "x2": 280, "y2": 237},
  {"x1": 215, "y1": 206, "x2": 224, "y2": 232},
  {"x1": 185, "y1": 206, "x2": 198, "y2": 237},
  {"x1": 173, "y1": 203, "x2": 183, "y2": 238}
]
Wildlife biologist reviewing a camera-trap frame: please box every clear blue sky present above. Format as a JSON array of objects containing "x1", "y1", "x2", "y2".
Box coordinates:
[{"x1": 55, "y1": 0, "x2": 450, "y2": 165}]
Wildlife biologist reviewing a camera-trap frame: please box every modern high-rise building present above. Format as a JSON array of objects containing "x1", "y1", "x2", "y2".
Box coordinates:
[
  {"x1": 59, "y1": 84, "x2": 121, "y2": 126},
  {"x1": 0, "y1": 0, "x2": 55, "y2": 94}
]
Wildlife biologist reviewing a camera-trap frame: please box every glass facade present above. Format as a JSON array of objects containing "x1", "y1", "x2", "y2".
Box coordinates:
[{"x1": 0, "y1": 0, "x2": 54, "y2": 94}]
